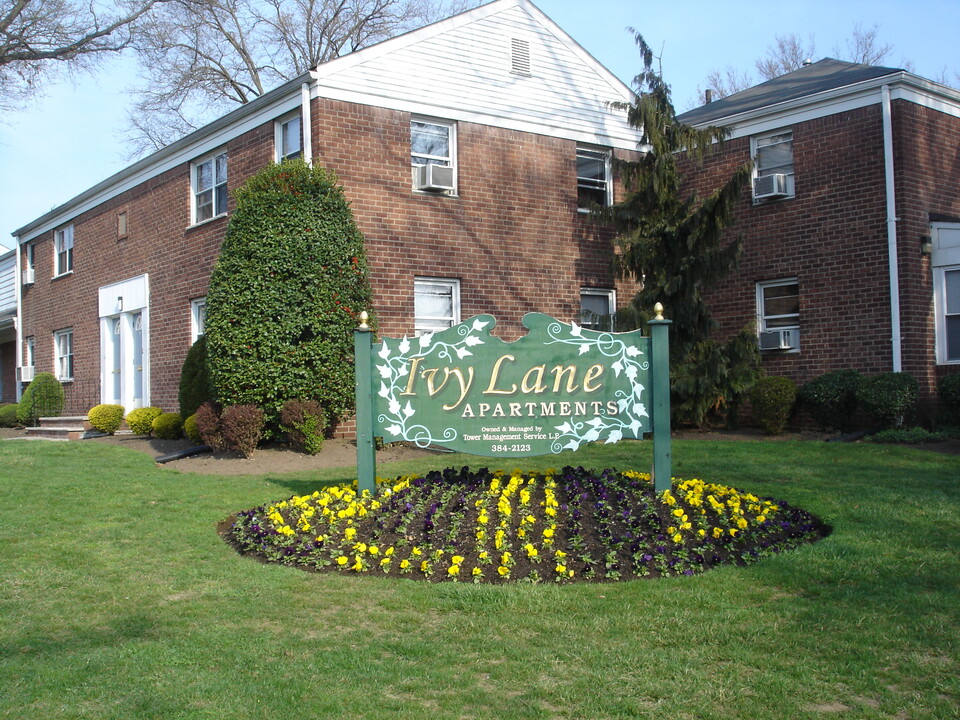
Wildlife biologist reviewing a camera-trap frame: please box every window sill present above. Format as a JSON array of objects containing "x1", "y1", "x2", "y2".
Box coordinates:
[
  {"x1": 187, "y1": 213, "x2": 228, "y2": 230},
  {"x1": 752, "y1": 195, "x2": 796, "y2": 206},
  {"x1": 52, "y1": 271, "x2": 74, "y2": 281},
  {"x1": 412, "y1": 189, "x2": 459, "y2": 198}
]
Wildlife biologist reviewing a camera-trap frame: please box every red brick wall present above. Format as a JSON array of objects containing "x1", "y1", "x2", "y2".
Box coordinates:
[{"x1": 19, "y1": 97, "x2": 627, "y2": 415}]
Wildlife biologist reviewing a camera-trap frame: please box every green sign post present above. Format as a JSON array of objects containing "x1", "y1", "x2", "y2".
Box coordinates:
[{"x1": 354, "y1": 308, "x2": 672, "y2": 494}]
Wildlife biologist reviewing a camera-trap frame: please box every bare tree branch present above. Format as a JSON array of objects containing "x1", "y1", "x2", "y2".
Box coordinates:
[
  {"x1": 833, "y1": 23, "x2": 891, "y2": 66},
  {"x1": 756, "y1": 33, "x2": 816, "y2": 80}
]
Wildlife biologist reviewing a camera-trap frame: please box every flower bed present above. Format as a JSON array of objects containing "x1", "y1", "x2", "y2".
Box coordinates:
[{"x1": 225, "y1": 467, "x2": 829, "y2": 583}]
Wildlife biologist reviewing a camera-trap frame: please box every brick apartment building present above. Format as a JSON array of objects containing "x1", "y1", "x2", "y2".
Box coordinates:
[
  {"x1": 9, "y1": 0, "x2": 641, "y2": 416},
  {"x1": 677, "y1": 59, "x2": 960, "y2": 415}
]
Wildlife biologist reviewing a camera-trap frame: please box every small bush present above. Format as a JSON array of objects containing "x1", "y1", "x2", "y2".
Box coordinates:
[
  {"x1": 178, "y1": 335, "x2": 212, "y2": 421},
  {"x1": 797, "y1": 369, "x2": 862, "y2": 432},
  {"x1": 17, "y1": 372, "x2": 64, "y2": 426},
  {"x1": 220, "y1": 404, "x2": 265, "y2": 458},
  {"x1": 183, "y1": 414, "x2": 203, "y2": 444},
  {"x1": 856, "y1": 372, "x2": 918, "y2": 429},
  {"x1": 87, "y1": 404, "x2": 125, "y2": 434},
  {"x1": 749, "y1": 376, "x2": 797, "y2": 435},
  {"x1": 939, "y1": 373, "x2": 960, "y2": 423},
  {"x1": 194, "y1": 402, "x2": 226, "y2": 451},
  {"x1": 126, "y1": 406, "x2": 164, "y2": 435},
  {"x1": 866, "y1": 426, "x2": 949, "y2": 444},
  {"x1": 152, "y1": 412, "x2": 184, "y2": 440},
  {"x1": 0, "y1": 404, "x2": 19, "y2": 427},
  {"x1": 280, "y1": 399, "x2": 327, "y2": 455}
]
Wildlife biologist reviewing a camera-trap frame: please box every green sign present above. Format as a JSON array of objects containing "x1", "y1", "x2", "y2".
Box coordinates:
[{"x1": 355, "y1": 311, "x2": 672, "y2": 494}]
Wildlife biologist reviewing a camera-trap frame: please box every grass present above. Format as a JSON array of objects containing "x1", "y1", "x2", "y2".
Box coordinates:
[{"x1": 1, "y1": 437, "x2": 958, "y2": 719}]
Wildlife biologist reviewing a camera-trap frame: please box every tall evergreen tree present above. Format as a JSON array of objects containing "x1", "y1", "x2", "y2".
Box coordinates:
[{"x1": 602, "y1": 33, "x2": 760, "y2": 427}]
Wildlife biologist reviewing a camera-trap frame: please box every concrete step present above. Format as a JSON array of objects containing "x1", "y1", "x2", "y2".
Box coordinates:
[
  {"x1": 24, "y1": 426, "x2": 95, "y2": 441},
  {"x1": 36, "y1": 416, "x2": 94, "y2": 431}
]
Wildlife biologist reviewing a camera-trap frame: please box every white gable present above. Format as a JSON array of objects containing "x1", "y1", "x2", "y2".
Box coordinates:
[{"x1": 310, "y1": 0, "x2": 638, "y2": 150}]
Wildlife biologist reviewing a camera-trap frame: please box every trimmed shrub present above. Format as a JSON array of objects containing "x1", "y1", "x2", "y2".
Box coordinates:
[
  {"x1": 178, "y1": 335, "x2": 212, "y2": 421},
  {"x1": 939, "y1": 373, "x2": 960, "y2": 423},
  {"x1": 856, "y1": 372, "x2": 918, "y2": 429},
  {"x1": 152, "y1": 412, "x2": 183, "y2": 440},
  {"x1": 126, "y1": 406, "x2": 163, "y2": 435},
  {"x1": 866, "y1": 427, "x2": 949, "y2": 444},
  {"x1": 205, "y1": 160, "x2": 374, "y2": 437},
  {"x1": 194, "y1": 402, "x2": 226, "y2": 451},
  {"x1": 280, "y1": 399, "x2": 327, "y2": 455},
  {"x1": 17, "y1": 372, "x2": 64, "y2": 426},
  {"x1": 0, "y1": 404, "x2": 19, "y2": 427},
  {"x1": 87, "y1": 404, "x2": 125, "y2": 434},
  {"x1": 749, "y1": 376, "x2": 797, "y2": 435},
  {"x1": 220, "y1": 404, "x2": 265, "y2": 458},
  {"x1": 797, "y1": 369, "x2": 862, "y2": 432},
  {"x1": 183, "y1": 414, "x2": 203, "y2": 444}
]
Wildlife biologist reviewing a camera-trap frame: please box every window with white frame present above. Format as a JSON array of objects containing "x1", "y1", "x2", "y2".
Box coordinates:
[
  {"x1": 24, "y1": 242, "x2": 36, "y2": 284},
  {"x1": 934, "y1": 266, "x2": 960, "y2": 363},
  {"x1": 756, "y1": 279, "x2": 800, "y2": 352},
  {"x1": 191, "y1": 297, "x2": 207, "y2": 343},
  {"x1": 276, "y1": 115, "x2": 302, "y2": 161},
  {"x1": 54, "y1": 329, "x2": 74, "y2": 381},
  {"x1": 54, "y1": 225, "x2": 74, "y2": 276},
  {"x1": 25, "y1": 336, "x2": 35, "y2": 368},
  {"x1": 411, "y1": 118, "x2": 456, "y2": 193},
  {"x1": 576, "y1": 146, "x2": 611, "y2": 211},
  {"x1": 192, "y1": 151, "x2": 228, "y2": 223},
  {"x1": 414, "y1": 278, "x2": 460, "y2": 335},
  {"x1": 752, "y1": 130, "x2": 795, "y2": 201},
  {"x1": 580, "y1": 288, "x2": 616, "y2": 331}
]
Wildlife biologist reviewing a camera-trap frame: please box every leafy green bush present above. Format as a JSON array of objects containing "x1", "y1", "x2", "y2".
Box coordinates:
[
  {"x1": 152, "y1": 412, "x2": 183, "y2": 440},
  {"x1": 87, "y1": 404, "x2": 125, "y2": 434},
  {"x1": 0, "y1": 404, "x2": 19, "y2": 427},
  {"x1": 280, "y1": 399, "x2": 326, "y2": 455},
  {"x1": 866, "y1": 427, "x2": 949, "y2": 444},
  {"x1": 220, "y1": 405, "x2": 265, "y2": 458},
  {"x1": 17, "y1": 372, "x2": 64, "y2": 426},
  {"x1": 749, "y1": 376, "x2": 797, "y2": 435},
  {"x1": 205, "y1": 160, "x2": 373, "y2": 437},
  {"x1": 126, "y1": 406, "x2": 163, "y2": 435},
  {"x1": 797, "y1": 369, "x2": 862, "y2": 432},
  {"x1": 938, "y1": 373, "x2": 960, "y2": 423},
  {"x1": 194, "y1": 402, "x2": 226, "y2": 451},
  {"x1": 856, "y1": 372, "x2": 918, "y2": 429},
  {"x1": 178, "y1": 335, "x2": 212, "y2": 421},
  {"x1": 183, "y1": 414, "x2": 203, "y2": 444}
]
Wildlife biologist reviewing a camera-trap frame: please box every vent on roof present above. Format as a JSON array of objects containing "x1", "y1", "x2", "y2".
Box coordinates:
[{"x1": 511, "y1": 37, "x2": 531, "y2": 76}]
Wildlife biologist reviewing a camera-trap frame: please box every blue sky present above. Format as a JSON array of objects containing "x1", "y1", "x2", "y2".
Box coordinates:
[{"x1": 1, "y1": 0, "x2": 958, "y2": 250}]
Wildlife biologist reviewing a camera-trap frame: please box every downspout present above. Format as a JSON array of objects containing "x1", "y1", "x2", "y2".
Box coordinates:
[
  {"x1": 301, "y1": 82, "x2": 313, "y2": 166},
  {"x1": 13, "y1": 236, "x2": 22, "y2": 401},
  {"x1": 882, "y1": 84, "x2": 902, "y2": 372}
]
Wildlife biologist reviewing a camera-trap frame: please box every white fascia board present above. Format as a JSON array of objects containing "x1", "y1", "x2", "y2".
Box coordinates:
[{"x1": 15, "y1": 85, "x2": 305, "y2": 244}]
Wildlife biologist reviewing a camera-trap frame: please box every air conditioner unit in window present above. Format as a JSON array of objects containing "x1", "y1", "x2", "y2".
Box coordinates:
[
  {"x1": 415, "y1": 164, "x2": 455, "y2": 192},
  {"x1": 758, "y1": 328, "x2": 799, "y2": 351},
  {"x1": 22, "y1": 267, "x2": 35, "y2": 285},
  {"x1": 18, "y1": 366, "x2": 35, "y2": 383},
  {"x1": 753, "y1": 173, "x2": 789, "y2": 199}
]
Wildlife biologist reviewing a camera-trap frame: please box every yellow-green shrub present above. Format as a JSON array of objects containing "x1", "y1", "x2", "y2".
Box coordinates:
[
  {"x1": 87, "y1": 404, "x2": 125, "y2": 434},
  {"x1": 152, "y1": 412, "x2": 183, "y2": 440},
  {"x1": 126, "y1": 406, "x2": 163, "y2": 435},
  {"x1": 183, "y1": 414, "x2": 203, "y2": 444}
]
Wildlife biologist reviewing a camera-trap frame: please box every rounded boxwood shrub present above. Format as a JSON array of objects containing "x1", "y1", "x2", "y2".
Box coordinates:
[
  {"x1": 205, "y1": 160, "x2": 373, "y2": 437},
  {"x1": 126, "y1": 406, "x2": 163, "y2": 435},
  {"x1": 178, "y1": 335, "x2": 212, "y2": 421},
  {"x1": 0, "y1": 404, "x2": 19, "y2": 427},
  {"x1": 87, "y1": 404, "x2": 125, "y2": 434},
  {"x1": 17, "y1": 372, "x2": 64, "y2": 426},
  {"x1": 183, "y1": 414, "x2": 203, "y2": 444},
  {"x1": 152, "y1": 412, "x2": 183, "y2": 440},
  {"x1": 749, "y1": 376, "x2": 796, "y2": 435},
  {"x1": 797, "y1": 369, "x2": 862, "y2": 432},
  {"x1": 938, "y1": 373, "x2": 960, "y2": 423},
  {"x1": 280, "y1": 399, "x2": 326, "y2": 455},
  {"x1": 856, "y1": 372, "x2": 918, "y2": 429}
]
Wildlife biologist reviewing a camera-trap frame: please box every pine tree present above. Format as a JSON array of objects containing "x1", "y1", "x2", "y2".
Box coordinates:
[{"x1": 602, "y1": 33, "x2": 761, "y2": 427}]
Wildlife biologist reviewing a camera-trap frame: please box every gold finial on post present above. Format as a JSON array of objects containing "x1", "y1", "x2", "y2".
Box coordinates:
[
  {"x1": 653, "y1": 303, "x2": 664, "y2": 321},
  {"x1": 358, "y1": 311, "x2": 370, "y2": 330}
]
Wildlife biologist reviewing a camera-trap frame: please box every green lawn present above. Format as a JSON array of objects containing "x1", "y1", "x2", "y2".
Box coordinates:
[{"x1": 1, "y1": 438, "x2": 957, "y2": 719}]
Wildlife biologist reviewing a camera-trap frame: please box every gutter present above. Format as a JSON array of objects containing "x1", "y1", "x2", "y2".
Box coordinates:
[
  {"x1": 13, "y1": 238, "x2": 22, "y2": 401},
  {"x1": 882, "y1": 84, "x2": 902, "y2": 372}
]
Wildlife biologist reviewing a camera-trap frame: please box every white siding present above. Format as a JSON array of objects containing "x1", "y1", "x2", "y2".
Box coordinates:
[
  {"x1": 0, "y1": 250, "x2": 15, "y2": 316},
  {"x1": 312, "y1": 0, "x2": 638, "y2": 149}
]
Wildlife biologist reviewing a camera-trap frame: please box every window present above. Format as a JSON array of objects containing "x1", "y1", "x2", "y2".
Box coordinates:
[
  {"x1": 411, "y1": 118, "x2": 456, "y2": 193},
  {"x1": 191, "y1": 298, "x2": 207, "y2": 343},
  {"x1": 757, "y1": 279, "x2": 800, "y2": 352},
  {"x1": 752, "y1": 130, "x2": 794, "y2": 200},
  {"x1": 25, "y1": 336, "x2": 35, "y2": 368},
  {"x1": 117, "y1": 211, "x2": 127, "y2": 240},
  {"x1": 580, "y1": 288, "x2": 616, "y2": 331},
  {"x1": 934, "y1": 267, "x2": 960, "y2": 363},
  {"x1": 54, "y1": 225, "x2": 74, "y2": 276},
  {"x1": 193, "y1": 151, "x2": 228, "y2": 223},
  {"x1": 54, "y1": 329, "x2": 74, "y2": 381},
  {"x1": 414, "y1": 278, "x2": 460, "y2": 335},
  {"x1": 276, "y1": 115, "x2": 302, "y2": 161},
  {"x1": 577, "y1": 146, "x2": 611, "y2": 211},
  {"x1": 23, "y1": 243, "x2": 35, "y2": 284}
]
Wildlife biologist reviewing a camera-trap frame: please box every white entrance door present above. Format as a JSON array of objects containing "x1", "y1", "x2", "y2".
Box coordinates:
[{"x1": 99, "y1": 275, "x2": 150, "y2": 412}]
